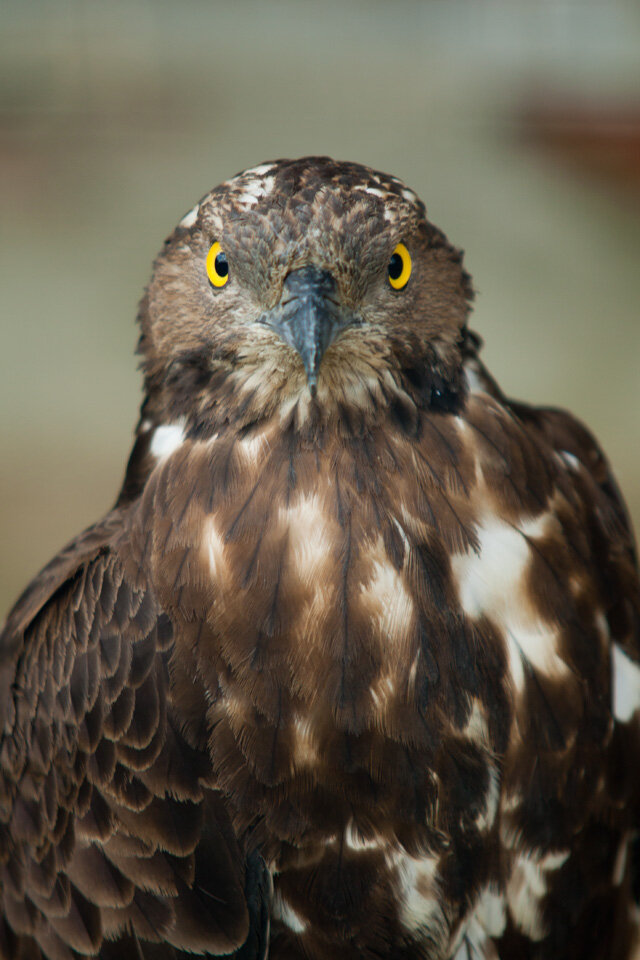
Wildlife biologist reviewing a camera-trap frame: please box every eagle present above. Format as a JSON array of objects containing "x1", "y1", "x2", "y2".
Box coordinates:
[{"x1": 1, "y1": 157, "x2": 639, "y2": 960}]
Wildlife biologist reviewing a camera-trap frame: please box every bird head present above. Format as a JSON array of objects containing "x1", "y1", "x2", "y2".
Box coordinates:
[{"x1": 137, "y1": 157, "x2": 474, "y2": 435}]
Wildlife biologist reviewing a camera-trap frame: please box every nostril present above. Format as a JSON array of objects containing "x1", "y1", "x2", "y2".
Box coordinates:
[
  {"x1": 278, "y1": 289, "x2": 299, "y2": 308},
  {"x1": 280, "y1": 292, "x2": 322, "y2": 314}
]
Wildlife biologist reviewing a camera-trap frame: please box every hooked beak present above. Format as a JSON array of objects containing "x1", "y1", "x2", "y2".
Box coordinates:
[{"x1": 258, "y1": 266, "x2": 358, "y2": 396}]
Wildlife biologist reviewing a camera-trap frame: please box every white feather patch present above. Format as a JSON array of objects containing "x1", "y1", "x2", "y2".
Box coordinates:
[
  {"x1": 506, "y1": 849, "x2": 569, "y2": 940},
  {"x1": 369, "y1": 672, "x2": 397, "y2": 711},
  {"x1": 239, "y1": 162, "x2": 276, "y2": 178},
  {"x1": 464, "y1": 365, "x2": 487, "y2": 394},
  {"x1": 178, "y1": 203, "x2": 199, "y2": 228},
  {"x1": 237, "y1": 431, "x2": 270, "y2": 462},
  {"x1": 344, "y1": 820, "x2": 386, "y2": 852},
  {"x1": 387, "y1": 849, "x2": 448, "y2": 944},
  {"x1": 613, "y1": 832, "x2": 630, "y2": 885},
  {"x1": 451, "y1": 514, "x2": 568, "y2": 691},
  {"x1": 476, "y1": 761, "x2": 500, "y2": 832},
  {"x1": 612, "y1": 642, "x2": 640, "y2": 722},
  {"x1": 453, "y1": 885, "x2": 505, "y2": 959},
  {"x1": 150, "y1": 420, "x2": 186, "y2": 460},
  {"x1": 235, "y1": 175, "x2": 276, "y2": 208},
  {"x1": 292, "y1": 714, "x2": 319, "y2": 767},
  {"x1": 560, "y1": 450, "x2": 581, "y2": 471},
  {"x1": 361, "y1": 546, "x2": 415, "y2": 649},
  {"x1": 280, "y1": 493, "x2": 332, "y2": 585},
  {"x1": 203, "y1": 515, "x2": 228, "y2": 581},
  {"x1": 360, "y1": 186, "x2": 387, "y2": 199},
  {"x1": 473, "y1": 885, "x2": 507, "y2": 938},
  {"x1": 272, "y1": 891, "x2": 307, "y2": 933},
  {"x1": 462, "y1": 699, "x2": 490, "y2": 745}
]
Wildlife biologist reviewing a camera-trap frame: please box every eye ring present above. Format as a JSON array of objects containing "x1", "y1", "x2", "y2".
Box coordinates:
[
  {"x1": 388, "y1": 242, "x2": 411, "y2": 290},
  {"x1": 206, "y1": 241, "x2": 229, "y2": 288}
]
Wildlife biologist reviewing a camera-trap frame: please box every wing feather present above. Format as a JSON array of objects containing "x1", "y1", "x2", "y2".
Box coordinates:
[{"x1": 0, "y1": 513, "x2": 259, "y2": 959}]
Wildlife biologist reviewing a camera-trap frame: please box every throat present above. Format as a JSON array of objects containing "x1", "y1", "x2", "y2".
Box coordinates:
[{"x1": 201, "y1": 356, "x2": 422, "y2": 440}]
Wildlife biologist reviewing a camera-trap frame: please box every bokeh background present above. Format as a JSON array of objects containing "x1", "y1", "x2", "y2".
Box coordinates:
[{"x1": 2, "y1": 0, "x2": 640, "y2": 618}]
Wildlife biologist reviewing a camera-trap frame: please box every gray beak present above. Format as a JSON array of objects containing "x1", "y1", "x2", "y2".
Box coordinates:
[{"x1": 260, "y1": 266, "x2": 356, "y2": 396}]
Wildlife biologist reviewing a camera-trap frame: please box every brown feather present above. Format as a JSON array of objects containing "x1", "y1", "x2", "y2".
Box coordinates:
[{"x1": 2, "y1": 157, "x2": 638, "y2": 960}]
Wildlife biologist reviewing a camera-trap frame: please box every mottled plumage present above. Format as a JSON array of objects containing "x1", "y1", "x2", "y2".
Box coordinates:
[{"x1": 1, "y1": 157, "x2": 639, "y2": 960}]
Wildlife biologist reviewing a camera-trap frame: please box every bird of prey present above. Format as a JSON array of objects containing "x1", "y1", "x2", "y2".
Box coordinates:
[{"x1": 1, "y1": 157, "x2": 639, "y2": 960}]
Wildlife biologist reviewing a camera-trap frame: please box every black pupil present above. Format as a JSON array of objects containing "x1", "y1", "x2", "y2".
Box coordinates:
[
  {"x1": 215, "y1": 252, "x2": 229, "y2": 277},
  {"x1": 388, "y1": 252, "x2": 403, "y2": 280}
]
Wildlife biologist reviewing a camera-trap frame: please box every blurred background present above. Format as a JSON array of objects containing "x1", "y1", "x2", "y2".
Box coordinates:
[{"x1": 1, "y1": 0, "x2": 640, "y2": 617}]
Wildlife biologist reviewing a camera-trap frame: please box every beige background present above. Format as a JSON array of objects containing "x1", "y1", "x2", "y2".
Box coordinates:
[{"x1": 2, "y1": 0, "x2": 640, "y2": 618}]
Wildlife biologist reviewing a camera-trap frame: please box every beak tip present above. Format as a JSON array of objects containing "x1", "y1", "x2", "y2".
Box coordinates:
[{"x1": 309, "y1": 380, "x2": 318, "y2": 399}]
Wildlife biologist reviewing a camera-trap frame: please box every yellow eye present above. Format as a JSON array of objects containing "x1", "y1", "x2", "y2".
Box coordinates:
[
  {"x1": 388, "y1": 242, "x2": 411, "y2": 290},
  {"x1": 206, "y1": 241, "x2": 229, "y2": 288}
]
